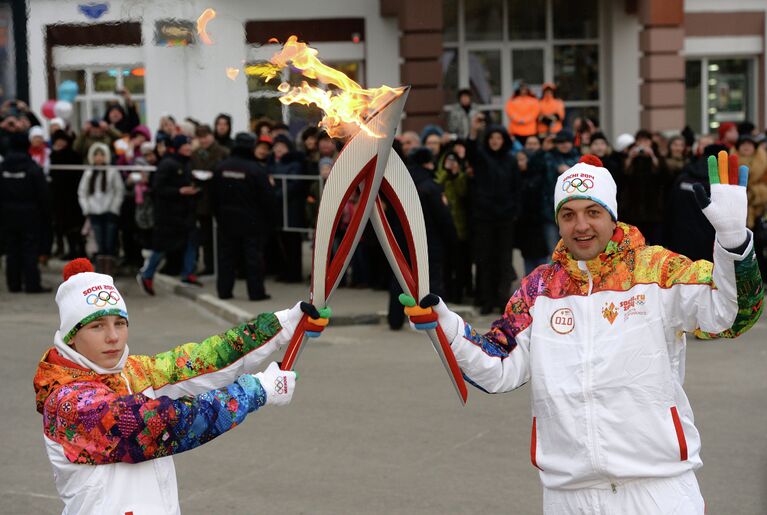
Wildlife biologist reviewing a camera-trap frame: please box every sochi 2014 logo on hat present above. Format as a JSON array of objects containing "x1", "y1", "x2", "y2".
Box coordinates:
[
  {"x1": 550, "y1": 307, "x2": 575, "y2": 334},
  {"x1": 561, "y1": 174, "x2": 595, "y2": 194}
]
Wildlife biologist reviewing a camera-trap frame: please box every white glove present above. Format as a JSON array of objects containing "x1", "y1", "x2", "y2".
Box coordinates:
[
  {"x1": 253, "y1": 361, "x2": 296, "y2": 406},
  {"x1": 693, "y1": 153, "x2": 748, "y2": 249}
]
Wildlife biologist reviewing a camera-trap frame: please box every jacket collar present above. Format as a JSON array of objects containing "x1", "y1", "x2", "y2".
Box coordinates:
[{"x1": 552, "y1": 222, "x2": 645, "y2": 288}]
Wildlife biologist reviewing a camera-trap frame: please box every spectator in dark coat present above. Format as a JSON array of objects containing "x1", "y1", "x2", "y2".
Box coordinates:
[
  {"x1": 410, "y1": 147, "x2": 457, "y2": 297},
  {"x1": 103, "y1": 89, "x2": 141, "y2": 136},
  {"x1": 272, "y1": 134, "x2": 307, "y2": 283},
  {"x1": 191, "y1": 124, "x2": 230, "y2": 275},
  {"x1": 137, "y1": 135, "x2": 201, "y2": 295},
  {"x1": 515, "y1": 149, "x2": 550, "y2": 274},
  {"x1": 0, "y1": 133, "x2": 51, "y2": 292},
  {"x1": 214, "y1": 113, "x2": 234, "y2": 150},
  {"x1": 467, "y1": 115, "x2": 521, "y2": 314},
  {"x1": 664, "y1": 144, "x2": 726, "y2": 262},
  {"x1": 49, "y1": 130, "x2": 84, "y2": 259},
  {"x1": 212, "y1": 132, "x2": 276, "y2": 300},
  {"x1": 588, "y1": 131, "x2": 624, "y2": 179},
  {"x1": 617, "y1": 129, "x2": 670, "y2": 245},
  {"x1": 387, "y1": 147, "x2": 457, "y2": 329}
]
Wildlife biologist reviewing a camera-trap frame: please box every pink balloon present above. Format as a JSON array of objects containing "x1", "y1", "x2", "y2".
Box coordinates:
[{"x1": 41, "y1": 99, "x2": 57, "y2": 119}]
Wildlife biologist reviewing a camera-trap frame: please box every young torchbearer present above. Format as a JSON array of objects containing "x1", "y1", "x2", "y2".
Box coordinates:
[
  {"x1": 34, "y1": 258, "x2": 330, "y2": 514},
  {"x1": 402, "y1": 153, "x2": 763, "y2": 513}
]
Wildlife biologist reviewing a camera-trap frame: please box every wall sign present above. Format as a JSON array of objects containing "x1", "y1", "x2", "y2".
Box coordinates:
[{"x1": 154, "y1": 19, "x2": 195, "y2": 47}]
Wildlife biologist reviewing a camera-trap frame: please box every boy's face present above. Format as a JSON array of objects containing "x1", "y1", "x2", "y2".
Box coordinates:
[
  {"x1": 93, "y1": 151, "x2": 107, "y2": 165},
  {"x1": 70, "y1": 315, "x2": 128, "y2": 368}
]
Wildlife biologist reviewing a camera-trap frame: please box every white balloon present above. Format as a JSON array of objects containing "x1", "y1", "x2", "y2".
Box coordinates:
[{"x1": 54, "y1": 100, "x2": 74, "y2": 120}]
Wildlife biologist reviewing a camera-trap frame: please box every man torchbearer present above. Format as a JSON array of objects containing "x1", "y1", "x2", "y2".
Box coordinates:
[{"x1": 404, "y1": 153, "x2": 763, "y2": 513}]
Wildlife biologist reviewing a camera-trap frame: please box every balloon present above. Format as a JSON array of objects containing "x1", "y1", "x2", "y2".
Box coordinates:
[
  {"x1": 57, "y1": 80, "x2": 79, "y2": 103},
  {"x1": 54, "y1": 100, "x2": 73, "y2": 120},
  {"x1": 41, "y1": 100, "x2": 57, "y2": 119}
]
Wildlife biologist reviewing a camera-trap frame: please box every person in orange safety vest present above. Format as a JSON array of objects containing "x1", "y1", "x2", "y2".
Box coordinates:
[
  {"x1": 504, "y1": 82, "x2": 540, "y2": 140},
  {"x1": 537, "y1": 82, "x2": 565, "y2": 137}
]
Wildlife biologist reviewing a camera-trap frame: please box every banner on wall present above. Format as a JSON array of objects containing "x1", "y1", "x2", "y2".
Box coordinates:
[{"x1": 154, "y1": 19, "x2": 195, "y2": 47}]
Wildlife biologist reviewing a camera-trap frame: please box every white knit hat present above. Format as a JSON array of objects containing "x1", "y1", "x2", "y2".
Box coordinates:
[
  {"x1": 56, "y1": 259, "x2": 128, "y2": 343},
  {"x1": 28, "y1": 126, "x2": 45, "y2": 141},
  {"x1": 554, "y1": 155, "x2": 618, "y2": 221},
  {"x1": 614, "y1": 133, "x2": 635, "y2": 152}
]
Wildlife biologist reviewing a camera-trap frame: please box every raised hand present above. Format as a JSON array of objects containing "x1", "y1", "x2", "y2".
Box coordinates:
[{"x1": 692, "y1": 151, "x2": 749, "y2": 249}]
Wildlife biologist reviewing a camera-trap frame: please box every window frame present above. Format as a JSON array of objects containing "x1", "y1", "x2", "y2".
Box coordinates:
[
  {"x1": 55, "y1": 65, "x2": 146, "y2": 128},
  {"x1": 684, "y1": 55, "x2": 758, "y2": 135},
  {"x1": 443, "y1": 0, "x2": 604, "y2": 127}
]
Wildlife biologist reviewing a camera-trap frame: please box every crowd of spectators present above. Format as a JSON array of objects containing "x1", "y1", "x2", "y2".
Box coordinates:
[{"x1": 1, "y1": 87, "x2": 766, "y2": 320}]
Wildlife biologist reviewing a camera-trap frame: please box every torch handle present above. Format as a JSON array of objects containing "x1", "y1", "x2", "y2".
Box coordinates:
[
  {"x1": 280, "y1": 313, "x2": 310, "y2": 371},
  {"x1": 427, "y1": 323, "x2": 468, "y2": 405}
]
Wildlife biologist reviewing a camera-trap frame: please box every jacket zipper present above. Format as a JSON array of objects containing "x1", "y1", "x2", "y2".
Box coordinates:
[
  {"x1": 120, "y1": 372, "x2": 133, "y2": 394},
  {"x1": 580, "y1": 263, "x2": 604, "y2": 481}
]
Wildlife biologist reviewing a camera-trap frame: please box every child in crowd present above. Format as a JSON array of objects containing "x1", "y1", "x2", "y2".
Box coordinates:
[
  {"x1": 34, "y1": 258, "x2": 329, "y2": 514},
  {"x1": 77, "y1": 143, "x2": 124, "y2": 275}
]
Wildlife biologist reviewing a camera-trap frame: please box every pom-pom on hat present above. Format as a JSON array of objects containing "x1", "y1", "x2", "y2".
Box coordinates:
[
  {"x1": 554, "y1": 155, "x2": 618, "y2": 222},
  {"x1": 56, "y1": 258, "x2": 128, "y2": 343}
]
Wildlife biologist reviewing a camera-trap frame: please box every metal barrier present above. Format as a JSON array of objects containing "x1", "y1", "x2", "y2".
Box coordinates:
[{"x1": 46, "y1": 164, "x2": 325, "y2": 233}]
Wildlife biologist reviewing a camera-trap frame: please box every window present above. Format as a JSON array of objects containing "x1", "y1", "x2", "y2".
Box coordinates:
[
  {"x1": 465, "y1": 0, "x2": 503, "y2": 41},
  {"x1": 442, "y1": 0, "x2": 601, "y2": 130},
  {"x1": 56, "y1": 66, "x2": 146, "y2": 129},
  {"x1": 508, "y1": 1, "x2": 545, "y2": 40},
  {"x1": 468, "y1": 50, "x2": 501, "y2": 104},
  {"x1": 685, "y1": 58, "x2": 755, "y2": 134}
]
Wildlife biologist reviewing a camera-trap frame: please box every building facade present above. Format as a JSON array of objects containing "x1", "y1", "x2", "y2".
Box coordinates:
[{"x1": 24, "y1": 0, "x2": 767, "y2": 138}]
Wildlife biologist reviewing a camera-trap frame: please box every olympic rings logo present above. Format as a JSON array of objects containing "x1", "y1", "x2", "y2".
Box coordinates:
[
  {"x1": 562, "y1": 177, "x2": 594, "y2": 193},
  {"x1": 275, "y1": 375, "x2": 288, "y2": 395},
  {"x1": 86, "y1": 291, "x2": 121, "y2": 307}
]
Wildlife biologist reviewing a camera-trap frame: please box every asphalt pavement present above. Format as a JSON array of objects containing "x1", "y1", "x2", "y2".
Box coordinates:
[{"x1": 1, "y1": 268, "x2": 765, "y2": 514}]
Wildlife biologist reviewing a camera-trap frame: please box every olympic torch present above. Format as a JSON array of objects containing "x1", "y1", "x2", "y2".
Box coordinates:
[{"x1": 280, "y1": 88, "x2": 409, "y2": 370}]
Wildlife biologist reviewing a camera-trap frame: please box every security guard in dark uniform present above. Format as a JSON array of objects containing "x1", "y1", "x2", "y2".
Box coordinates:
[
  {"x1": 212, "y1": 132, "x2": 276, "y2": 300},
  {"x1": 0, "y1": 133, "x2": 52, "y2": 292}
]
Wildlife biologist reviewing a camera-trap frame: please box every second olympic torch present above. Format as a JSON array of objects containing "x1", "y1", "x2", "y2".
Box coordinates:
[{"x1": 280, "y1": 87, "x2": 409, "y2": 371}]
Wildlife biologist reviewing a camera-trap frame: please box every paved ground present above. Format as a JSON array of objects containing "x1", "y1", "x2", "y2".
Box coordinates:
[{"x1": 2, "y1": 269, "x2": 766, "y2": 514}]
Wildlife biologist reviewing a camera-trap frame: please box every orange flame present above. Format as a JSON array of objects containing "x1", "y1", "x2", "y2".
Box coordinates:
[
  {"x1": 254, "y1": 36, "x2": 400, "y2": 138},
  {"x1": 196, "y1": 8, "x2": 216, "y2": 45}
]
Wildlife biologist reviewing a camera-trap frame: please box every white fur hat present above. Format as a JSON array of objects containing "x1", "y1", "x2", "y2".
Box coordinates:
[
  {"x1": 29, "y1": 126, "x2": 45, "y2": 141},
  {"x1": 614, "y1": 133, "x2": 635, "y2": 153},
  {"x1": 56, "y1": 259, "x2": 128, "y2": 343},
  {"x1": 554, "y1": 155, "x2": 618, "y2": 221}
]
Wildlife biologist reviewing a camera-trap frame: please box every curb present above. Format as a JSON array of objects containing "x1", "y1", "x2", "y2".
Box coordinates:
[
  {"x1": 45, "y1": 259, "x2": 478, "y2": 327},
  {"x1": 153, "y1": 274, "x2": 477, "y2": 327}
]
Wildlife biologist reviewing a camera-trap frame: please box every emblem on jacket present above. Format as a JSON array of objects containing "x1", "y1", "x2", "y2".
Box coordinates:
[
  {"x1": 602, "y1": 302, "x2": 618, "y2": 324},
  {"x1": 550, "y1": 308, "x2": 575, "y2": 334},
  {"x1": 620, "y1": 294, "x2": 647, "y2": 322}
]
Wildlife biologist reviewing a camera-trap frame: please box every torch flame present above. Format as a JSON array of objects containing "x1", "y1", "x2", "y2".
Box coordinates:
[
  {"x1": 252, "y1": 36, "x2": 401, "y2": 138},
  {"x1": 196, "y1": 8, "x2": 216, "y2": 45}
]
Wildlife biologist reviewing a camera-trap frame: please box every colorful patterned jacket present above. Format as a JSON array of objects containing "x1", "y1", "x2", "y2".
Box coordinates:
[
  {"x1": 33, "y1": 311, "x2": 291, "y2": 515},
  {"x1": 447, "y1": 223, "x2": 763, "y2": 490}
]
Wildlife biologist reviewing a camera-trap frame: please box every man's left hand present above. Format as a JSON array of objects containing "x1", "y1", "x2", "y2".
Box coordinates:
[{"x1": 692, "y1": 151, "x2": 748, "y2": 249}]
